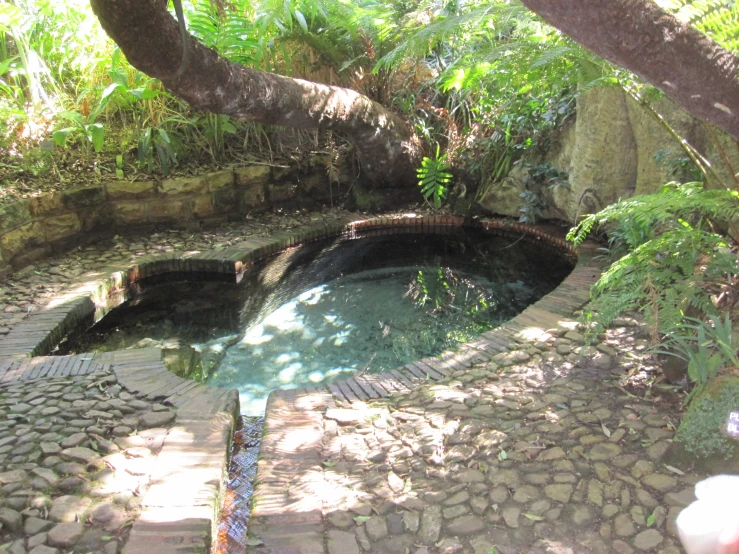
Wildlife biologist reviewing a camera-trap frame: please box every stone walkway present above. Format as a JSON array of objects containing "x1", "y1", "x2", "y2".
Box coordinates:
[
  {"x1": 248, "y1": 324, "x2": 698, "y2": 554},
  {"x1": 0, "y1": 210, "x2": 702, "y2": 554},
  {"x1": 0, "y1": 210, "x2": 338, "y2": 553},
  {"x1": 0, "y1": 369, "x2": 176, "y2": 554},
  {"x1": 246, "y1": 245, "x2": 700, "y2": 553}
]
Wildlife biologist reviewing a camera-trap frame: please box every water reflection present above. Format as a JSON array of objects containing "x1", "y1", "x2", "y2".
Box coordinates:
[{"x1": 206, "y1": 267, "x2": 535, "y2": 415}]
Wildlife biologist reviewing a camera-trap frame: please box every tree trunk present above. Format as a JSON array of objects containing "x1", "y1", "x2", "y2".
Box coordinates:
[
  {"x1": 521, "y1": 0, "x2": 739, "y2": 143},
  {"x1": 89, "y1": 0, "x2": 417, "y2": 188}
]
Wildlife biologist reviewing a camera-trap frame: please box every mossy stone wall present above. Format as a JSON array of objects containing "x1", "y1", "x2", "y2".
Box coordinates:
[{"x1": 0, "y1": 162, "x2": 348, "y2": 280}]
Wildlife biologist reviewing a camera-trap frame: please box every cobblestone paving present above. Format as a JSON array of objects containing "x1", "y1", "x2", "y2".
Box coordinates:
[
  {"x1": 0, "y1": 209, "x2": 353, "y2": 335},
  {"x1": 313, "y1": 320, "x2": 697, "y2": 554},
  {"x1": 0, "y1": 371, "x2": 177, "y2": 553},
  {"x1": 0, "y1": 211, "x2": 333, "y2": 552}
]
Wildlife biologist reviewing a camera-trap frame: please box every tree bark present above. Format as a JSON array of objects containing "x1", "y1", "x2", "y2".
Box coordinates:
[
  {"x1": 89, "y1": 0, "x2": 417, "y2": 188},
  {"x1": 521, "y1": 0, "x2": 739, "y2": 142}
]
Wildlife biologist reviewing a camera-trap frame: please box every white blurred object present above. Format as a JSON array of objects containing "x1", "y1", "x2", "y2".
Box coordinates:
[{"x1": 677, "y1": 474, "x2": 739, "y2": 554}]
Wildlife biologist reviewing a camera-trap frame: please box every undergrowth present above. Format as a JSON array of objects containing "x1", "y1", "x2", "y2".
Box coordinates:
[
  {"x1": 674, "y1": 378, "x2": 739, "y2": 460},
  {"x1": 568, "y1": 181, "x2": 739, "y2": 339}
]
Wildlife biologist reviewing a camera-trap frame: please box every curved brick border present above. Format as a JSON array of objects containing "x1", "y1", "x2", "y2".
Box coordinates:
[{"x1": 0, "y1": 215, "x2": 593, "y2": 554}]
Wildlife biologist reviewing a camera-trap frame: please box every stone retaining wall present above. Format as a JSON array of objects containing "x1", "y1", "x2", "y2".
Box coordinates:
[{"x1": 0, "y1": 163, "x2": 347, "y2": 280}]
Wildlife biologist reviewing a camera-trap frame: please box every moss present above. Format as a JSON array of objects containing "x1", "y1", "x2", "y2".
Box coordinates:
[
  {"x1": 673, "y1": 377, "x2": 739, "y2": 462},
  {"x1": 353, "y1": 186, "x2": 382, "y2": 211}
]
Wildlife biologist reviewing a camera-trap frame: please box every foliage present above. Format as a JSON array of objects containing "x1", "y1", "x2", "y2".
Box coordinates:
[
  {"x1": 52, "y1": 109, "x2": 105, "y2": 152},
  {"x1": 568, "y1": 182, "x2": 739, "y2": 336},
  {"x1": 518, "y1": 190, "x2": 546, "y2": 223},
  {"x1": 417, "y1": 144, "x2": 452, "y2": 208},
  {"x1": 651, "y1": 315, "x2": 739, "y2": 405},
  {"x1": 138, "y1": 127, "x2": 177, "y2": 175},
  {"x1": 674, "y1": 377, "x2": 739, "y2": 460},
  {"x1": 657, "y1": 0, "x2": 739, "y2": 52}
]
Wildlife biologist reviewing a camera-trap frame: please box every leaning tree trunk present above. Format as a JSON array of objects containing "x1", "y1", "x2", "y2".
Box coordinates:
[
  {"x1": 89, "y1": 0, "x2": 417, "y2": 189},
  {"x1": 522, "y1": 0, "x2": 739, "y2": 143}
]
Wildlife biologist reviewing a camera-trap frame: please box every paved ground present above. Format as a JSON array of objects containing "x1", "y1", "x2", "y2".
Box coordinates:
[
  {"x1": 0, "y1": 210, "x2": 704, "y2": 554},
  {"x1": 0, "y1": 210, "x2": 342, "y2": 553},
  {"x1": 0, "y1": 370, "x2": 176, "y2": 554},
  {"x1": 248, "y1": 316, "x2": 699, "y2": 554}
]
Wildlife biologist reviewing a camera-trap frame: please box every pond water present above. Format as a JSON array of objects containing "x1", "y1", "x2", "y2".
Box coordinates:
[{"x1": 59, "y1": 228, "x2": 573, "y2": 415}]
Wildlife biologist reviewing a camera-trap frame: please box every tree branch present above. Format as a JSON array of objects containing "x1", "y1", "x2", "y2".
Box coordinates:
[
  {"x1": 89, "y1": 0, "x2": 417, "y2": 188},
  {"x1": 521, "y1": 0, "x2": 739, "y2": 142}
]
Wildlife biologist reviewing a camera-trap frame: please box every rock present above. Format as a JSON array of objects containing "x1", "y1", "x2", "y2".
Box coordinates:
[
  {"x1": 446, "y1": 515, "x2": 485, "y2": 535},
  {"x1": 140, "y1": 410, "x2": 175, "y2": 428},
  {"x1": 387, "y1": 513, "x2": 404, "y2": 535},
  {"x1": 90, "y1": 502, "x2": 116, "y2": 523},
  {"x1": 474, "y1": 430, "x2": 506, "y2": 448},
  {"x1": 60, "y1": 447, "x2": 100, "y2": 465},
  {"x1": 418, "y1": 505, "x2": 442, "y2": 544},
  {"x1": 0, "y1": 507, "x2": 22, "y2": 531},
  {"x1": 442, "y1": 505, "x2": 468, "y2": 519},
  {"x1": 10, "y1": 402, "x2": 33, "y2": 414},
  {"x1": 31, "y1": 468, "x2": 59, "y2": 486},
  {"x1": 60, "y1": 433, "x2": 88, "y2": 448},
  {"x1": 325, "y1": 409, "x2": 367, "y2": 424},
  {"x1": 328, "y1": 511, "x2": 354, "y2": 529},
  {"x1": 327, "y1": 530, "x2": 360, "y2": 554},
  {"x1": 614, "y1": 513, "x2": 636, "y2": 537},
  {"x1": 49, "y1": 495, "x2": 92, "y2": 522},
  {"x1": 404, "y1": 510, "x2": 420, "y2": 533},
  {"x1": 55, "y1": 462, "x2": 86, "y2": 476},
  {"x1": 537, "y1": 446, "x2": 566, "y2": 461},
  {"x1": 633, "y1": 529, "x2": 664, "y2": 550},
  {"x1": 453, "y1": 469, "x2": 484, "y2": 483},
  {"x1": 29, "y1": 545, "x2": 60, "y2": 554},
  {"x1": 444, "y1": 491, "x2": 470, "y2": 506},
  {"x1": 641, "y1": 474, "x2": 677, "y2": 492},
  {"x1": 570, "y1": 505, "x2": 596, "y2": 526},
  {"x1": 25, "y1": 516, "x2": 54, "y2": 534},
  {"x1": 502, "y1": 505, "x2": 521, "y2": 528},
  {"x1": 366, "y1": 450, "x2": 386, "y2": 463},
  {"x1": 513, "y1": 485, "x2": 541, "y2": 503},
  {"x1": 470, "y1": 496, "x2": 489, "y2": 516},
  {"x1": 39, "y1": 442, "x2": 62, "y2": 455},
  {"x1": 544, "y1": 484, "x2": 574, "y2": 503},
  {"x1": 612, "y1": 539, "x2": 635, "y2": 554},
  {"x1": 47, "y1": 522, "x2": 84, "y2": 548},
  {"x1": 365, "y1": 516, "x2": 388, "y2": 541},
  {"x1": 665, "y1": 487, "x2": 696, "y2": 507},
  {"x1": 0, "y1": 469, "x2": 27, "y2": 484},
  {"x1": 588, "y1": 443, "x2": 622, "y2": 460}
]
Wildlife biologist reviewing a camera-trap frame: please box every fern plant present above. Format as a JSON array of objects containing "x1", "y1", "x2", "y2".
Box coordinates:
[
  {"x1": 417, "y1": 144, "x2": 452, "y2": 209},
  {"x1": 568, "y1": 182, "x2": 739, "y2": 337}
]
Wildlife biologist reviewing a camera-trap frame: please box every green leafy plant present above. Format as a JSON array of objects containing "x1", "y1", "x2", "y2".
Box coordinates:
[
  {"x1": 518, "y1": 189, "x2": 546, "y2": 223},
  {"x1": 568, "y1": 182, "x2": 739, "y2": 337},
  {"x1": 138, "y1": 127, "x2": 177, "y2": 175},
  {"x1": 52, "y1": 110, "x2": 105, "y2": 152},
  {"x1": 674, "y1": 378, "x2": 739, "y2": 461},
  {"x1": 651, "y1": 314, "x2": 739, "y2": 405},
  {"x1": 417, "y1": 145, "x2": 452, "y2": 208}
]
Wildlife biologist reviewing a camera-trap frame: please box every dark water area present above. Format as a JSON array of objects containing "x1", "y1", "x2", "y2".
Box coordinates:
[{"x1": 59, "y1": 228, "x2": 573, "y2": 413}]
